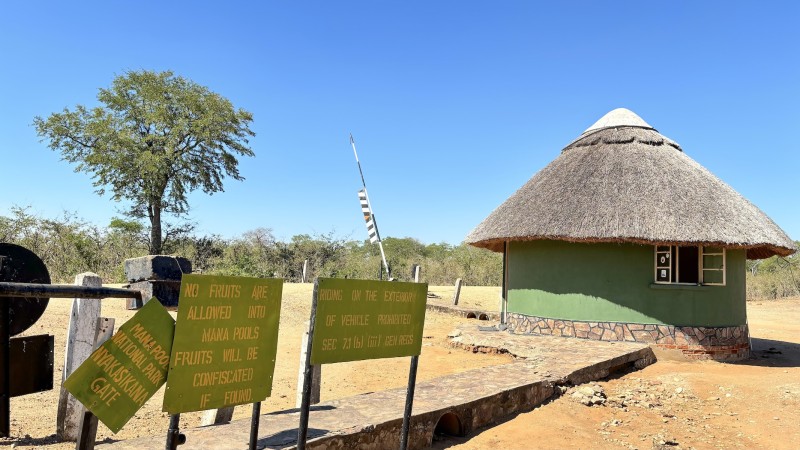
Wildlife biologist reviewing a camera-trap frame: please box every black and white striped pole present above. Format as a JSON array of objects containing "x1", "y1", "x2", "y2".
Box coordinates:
[{"x1": 350, "y1": 134, "x2": 391, "y2": 279}]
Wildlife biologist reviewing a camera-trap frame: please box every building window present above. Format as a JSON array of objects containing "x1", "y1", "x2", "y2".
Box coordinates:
[
  {"x1": 701, "y1": 246, "x2": 725, "y2": 285},
  {"x1": 654, "y1": 245, "x2": 725, "y2": 286}
]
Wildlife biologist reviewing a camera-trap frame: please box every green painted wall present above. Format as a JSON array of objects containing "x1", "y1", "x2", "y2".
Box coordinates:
[{"x1": 507, "y1": 240, "x2": 746, "y2": 326}]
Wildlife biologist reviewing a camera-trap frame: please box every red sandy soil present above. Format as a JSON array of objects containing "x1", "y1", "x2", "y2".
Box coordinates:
[
  {"x1": 431, "y1": 297, "x2": 800, "y2": 450},
  {"x1": 5, "y1": 286, "x2": 799, "y2": 450}
]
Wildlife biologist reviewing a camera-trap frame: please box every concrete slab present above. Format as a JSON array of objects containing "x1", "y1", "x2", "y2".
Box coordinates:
[
  {"x1": 98, "y1": 325, "x2": 655, "y2": 450},
  {"x1": 124, "y1": 256, "x2": 191, "y2": 283}
]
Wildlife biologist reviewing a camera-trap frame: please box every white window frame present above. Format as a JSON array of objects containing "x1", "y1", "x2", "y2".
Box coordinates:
[
  {"x1": 653, "y1": 245, "x2": 726, "y2": 286},
  {"x1": 654, "y1": 245, "x2": 673, "y2": 284},
  {"x1": 701, "y1": 246, "x2": 726, "y2": 286}
]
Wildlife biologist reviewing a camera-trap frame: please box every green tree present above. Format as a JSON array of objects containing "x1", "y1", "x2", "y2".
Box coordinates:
[
  {"x1": 381, "y1": 237, "x2": 426, "y2": 280},
  {"x1": 34, "y1": 70, "x2": 255, "y2": 254}
]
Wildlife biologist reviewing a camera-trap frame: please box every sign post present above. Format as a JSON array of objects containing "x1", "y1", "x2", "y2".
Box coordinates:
[
  {"x1": 297, "y1": 278, "x2": 428, "y2": 449},
  {"x1": 296, "y1": 284, "x2": 318, "y2": 448},
  {"x1": 399, "y1": 354, "x2": 419, "y2": 450},
  {"x1": 0, "y1": 296, "x2": 8, "y2": 437},
  {"x1": 63, "y1": 300, "x2": 175, "y2": 434},
  {"x1": 163, "y1": 274, "x2": 283, "y2": 449}
]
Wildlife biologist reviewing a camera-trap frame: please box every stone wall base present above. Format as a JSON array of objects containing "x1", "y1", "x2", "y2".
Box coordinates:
[{"x1": 506, "y1": 313, "x2": 750, "y2": 361}]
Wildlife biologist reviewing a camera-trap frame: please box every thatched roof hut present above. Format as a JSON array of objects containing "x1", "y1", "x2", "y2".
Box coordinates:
[{"x1": 466, "y1": 108, "x2": 796, "y2": 259}]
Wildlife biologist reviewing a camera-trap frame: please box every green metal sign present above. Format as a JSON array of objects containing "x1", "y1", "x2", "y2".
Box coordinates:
[
  {"x1": 310, "y1": 278, "x2": 428, "y2": 364},
  {"x1": 63, "y1": 300, "x2": 175, "y2": 433},
  {"x1": 162, "y1": 274, "x2": 283, "y2": 414}
]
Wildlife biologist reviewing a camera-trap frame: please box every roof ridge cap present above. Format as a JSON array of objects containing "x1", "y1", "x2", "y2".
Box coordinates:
[{"x1": 561, "y1": 125, "x2": 660, "y2": 152}]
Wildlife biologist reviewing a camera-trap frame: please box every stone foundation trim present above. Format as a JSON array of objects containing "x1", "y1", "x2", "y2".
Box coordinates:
[{"x1": 506, "y1": 313, "x2": 750, "y2": 361}]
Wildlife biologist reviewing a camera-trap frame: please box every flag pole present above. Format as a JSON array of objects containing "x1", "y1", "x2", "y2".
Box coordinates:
[{"x1": 350, "y1": 134, "x2": 391, "y2": 278}]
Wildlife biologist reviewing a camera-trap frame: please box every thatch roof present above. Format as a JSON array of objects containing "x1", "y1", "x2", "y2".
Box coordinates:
[{"x1": 466, "y1": 108, "x2": 796, "y2": 259}]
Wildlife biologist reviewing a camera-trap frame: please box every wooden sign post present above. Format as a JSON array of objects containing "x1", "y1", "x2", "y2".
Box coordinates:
[
  {"x1": 297, "y1": 278, "x2": 428, "y2": 449},
  {"x1": 163, "y1": 274, "x2": 283, "y2": 450}
]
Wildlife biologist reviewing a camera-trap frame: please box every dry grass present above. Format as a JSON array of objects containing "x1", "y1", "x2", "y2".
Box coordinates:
[{"x1": 427, "y1": 285, "x2": 502, "y2": 312}]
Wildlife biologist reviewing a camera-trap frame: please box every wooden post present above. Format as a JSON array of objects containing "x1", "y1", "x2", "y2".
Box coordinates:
[
  {"x1": 58, "y1": 273, "x2": 102, "y2": 440},
  {"x1": 75, "y1": 317, "x2": 115, "y2": 450},
  {"x1": 413, "y1": 265, "x2": 421, "y2": 283},
  {"x1": 452, "y1": 278, "x2": 462, "y2": 306},
  {"x1": 200, "y1": 407, "x2": 234, "y2": 426},
  {"x1": 295, "y1": 320, "x2": 320, "y2": 408},
  {"x1": 302, "y1": 260, "x2": 308, "y2": 283},
  {"x1": 501, "y1": 242, "x2": 508, "y2": 325}
]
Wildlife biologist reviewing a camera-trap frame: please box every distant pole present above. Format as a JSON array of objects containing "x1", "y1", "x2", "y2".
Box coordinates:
[{"x1": 452, "y1": 278, "x2": 462, "y2": 306}]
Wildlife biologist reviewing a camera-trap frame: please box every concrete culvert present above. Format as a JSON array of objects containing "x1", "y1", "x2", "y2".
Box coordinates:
[
  {"x1": 478, "y1": 313, "x2": 489, "y2": 321},
  {"x1": 433, "y1": 412, "x2": 464, "y2": 439},
  {"x1": 466, "y1": 312, "x2": 477, "y2": 319}
]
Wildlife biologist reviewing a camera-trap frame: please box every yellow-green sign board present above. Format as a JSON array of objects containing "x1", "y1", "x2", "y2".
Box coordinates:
[
  {"x1": 310, "y1": 278, "x2": 428, "y2": 364},
  {"x1": 63, "y1": 300, "x2": 175, "y2": 433},
  {"x1": 163, "y1": 274, "x2": 283, "y2": 414}
]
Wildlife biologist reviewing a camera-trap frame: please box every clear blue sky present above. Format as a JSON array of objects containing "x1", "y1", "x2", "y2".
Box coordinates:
[{"x1": 1, "y1": 1, "x2": 798, "y2": 245}]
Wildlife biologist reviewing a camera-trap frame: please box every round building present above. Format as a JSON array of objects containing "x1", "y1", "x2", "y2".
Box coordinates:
[{"x1": 466, "y1": 108, "x2": 796, "y2": 360}]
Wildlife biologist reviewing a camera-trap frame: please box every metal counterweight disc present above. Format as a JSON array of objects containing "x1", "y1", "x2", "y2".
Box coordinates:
[{"x1": 0, "y1": 243, "x2": 51, "y2": 336}]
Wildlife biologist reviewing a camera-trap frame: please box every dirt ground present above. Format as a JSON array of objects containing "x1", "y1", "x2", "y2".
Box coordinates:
[
  {"x1": 3, "y1": 284, "x2": 510, "y2": 448},
  {"x1": 4, "y1": 286, "x2": 799, "y2": 450},
  {"x1": 430, "y1": 297, "x2": 800, "y2": 450}
]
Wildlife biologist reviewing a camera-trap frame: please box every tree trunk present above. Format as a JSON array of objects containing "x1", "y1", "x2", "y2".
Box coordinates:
[{"x1": 149, "y1": 205, "x2": 162, "y2": 255}]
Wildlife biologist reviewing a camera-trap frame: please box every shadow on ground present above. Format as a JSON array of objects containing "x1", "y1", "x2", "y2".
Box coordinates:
[{"x1": 738, "y1": 337, "x2": 800, "y2": 368}]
